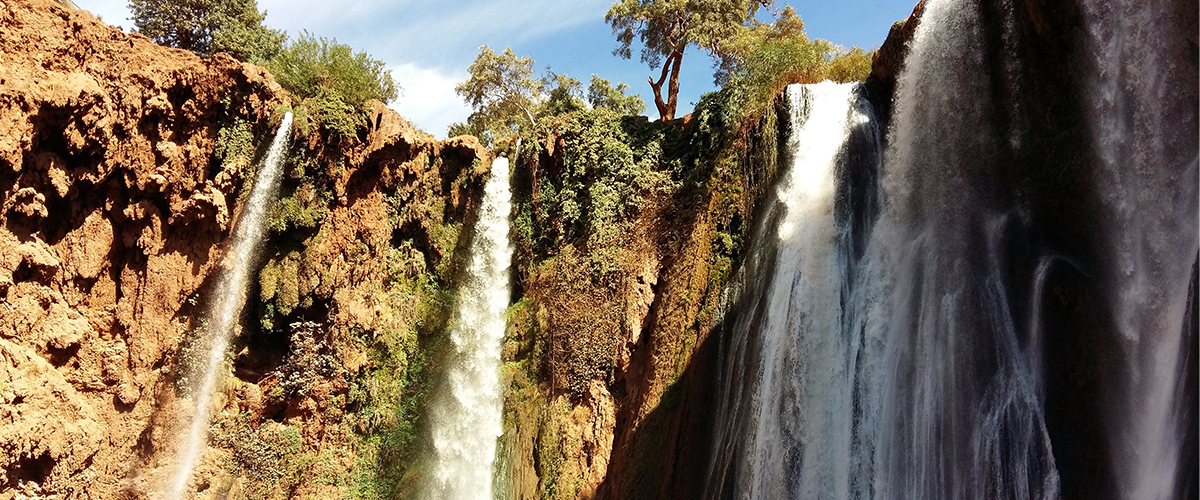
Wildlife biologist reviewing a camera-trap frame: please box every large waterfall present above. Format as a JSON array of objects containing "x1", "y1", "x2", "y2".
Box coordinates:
[
  {"x1": 704, "y1": 82, "x2": 884, "y2": 499},
  {"x1": 428, "y1": 154, "x2": 513, "y2": 499},
  {"x1": 171, "y1": 113, "x2": 293, "y2": 498},
  {"x1": 704, "y1": 0, "x2": 1197, "y2": 497}
]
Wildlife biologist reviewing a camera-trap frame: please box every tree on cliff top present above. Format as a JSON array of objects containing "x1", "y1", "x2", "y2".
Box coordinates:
[
  {"x1": 454, "y1": 45, "x2": 544, "y2": 141},
  {"x1": 588, "y1": 75, "x2": 647, "y2": 116},
  {"x1": 268, "y1": 32, "x2": 398, "y2": 108},
  {"x1": 605, "y1": 0, "x2": 772, "y2": 121},
  {"x1": 267, "y1": 32, "x2": 399, "y2": 137},
  {"x1": 451, "y1": 45, "x2": 648, "y2": 143},
  {"x1": 129, "y1": 0, "x2": 285, "y2": 63}
]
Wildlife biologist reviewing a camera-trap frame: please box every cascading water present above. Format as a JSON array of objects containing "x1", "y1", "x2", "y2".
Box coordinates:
[
  {"x1": 428, "y1": 153, "x2": 513, "y2": 499},
  {"x1": 705, "y1": 81, "x2": 883, "y2": 499},
  {"x1": 705, "y1": 0, "x2": 1196, "y2": 497},
  {"x1": 1079, "y1": 1, "x2": 1199, "y2": 498},
  {"x1": 868, "y1": 0, "x2": 1062, "y2": 497},
  {"x1": 169, "y1": 112, "x2": 292, "y2": 499}
]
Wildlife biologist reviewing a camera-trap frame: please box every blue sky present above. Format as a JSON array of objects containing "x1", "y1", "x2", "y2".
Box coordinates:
[{"x1": 79, "y1": 0, "x2": 916, "y2": 138}]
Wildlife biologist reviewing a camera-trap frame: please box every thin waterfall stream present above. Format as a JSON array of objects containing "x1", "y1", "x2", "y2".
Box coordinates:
[
  {"x1": 170, "y1": 112, "x2": 293, "y2": 499},
  {"x1": 428, "y1": 151, "x2": 514, "y2": 499}
]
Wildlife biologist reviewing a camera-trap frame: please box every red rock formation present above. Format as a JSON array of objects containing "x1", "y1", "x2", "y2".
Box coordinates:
[
  {"x1": 0, "y1": 0, "x2": 287, "y2": 495},
  {"x1": 0, "y1": 0, "x2": 490, "y2": 496}
]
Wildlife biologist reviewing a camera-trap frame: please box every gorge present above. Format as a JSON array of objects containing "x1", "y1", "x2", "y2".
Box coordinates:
[{"x1": 0, "y1": 0, "x2": 1196, "y2": 498}]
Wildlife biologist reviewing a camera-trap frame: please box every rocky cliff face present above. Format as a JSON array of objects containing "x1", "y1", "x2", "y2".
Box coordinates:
[
  {"x1": 0, "y1": 1, "x2": 489, "y2": 497},
  {"x1": 0, "y1": 1, "x2": 285, "y2": 495},
  {"x1": 0, "y1": 0, "x2": 937, "y2": 497}
]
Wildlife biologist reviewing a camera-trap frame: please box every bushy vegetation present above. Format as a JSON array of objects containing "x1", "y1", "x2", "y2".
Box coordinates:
[
  {"x1": 266, "y1": 32, "x2": 398, "y2": 138},
  {"x1": 268, "y1": 32, "x2": 398, "y2": 108},
  {"x1": 717, "y1": 6, "x2": 874, "y2": 122},
  {"x1": 129, "y1": 0, "x2": 285, "y2": 63},
  {"x1": 587, "y1": 75, "x2": 647, "y2": 116},
  {"x1": 133, "y1": 1, "x2": 397, "y2": 138},
  {"x1": 450, "y1": 45, "x2": 646, "y2": 143}
]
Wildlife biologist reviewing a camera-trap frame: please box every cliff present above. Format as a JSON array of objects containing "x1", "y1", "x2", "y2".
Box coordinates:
[
  {"x1": 0, "y1": 0, "x2": 974, "y2": 497},
  {"x1": 0, "y1": 0, "x2": 489, "y2": 497},
  {"x1": 490, "y1": 85, "x2": 792, "y2": 499}
]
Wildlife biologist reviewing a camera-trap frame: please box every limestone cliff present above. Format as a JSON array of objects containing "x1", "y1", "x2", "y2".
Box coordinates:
[
  {"x1": 0, "y1": 0, "x2": 930, "y2": 498},
  {"x1": 0, "y1": 0, "x2": 489, "y2": 497}
]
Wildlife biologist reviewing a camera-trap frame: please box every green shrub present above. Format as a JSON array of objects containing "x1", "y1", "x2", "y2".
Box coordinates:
[
  {"x1": 211, "y1": 415, "x2": 311, "y2": 498},
  {"x1": 268, "y1": 31, "x2": 398, "y2": 138},
  {"x1": 825, "y1": 46, "x2": 874, "y2": 83},
  {"x1": 266, "y1": 181, "x2": 332, "y2": 234},
  {"x1": 129, "y1": 0, "x2": 284, "y2": 63},
  {"x1": 716, "y1": 6, "x2": 875, "y2": 127},
  {"x1": 213, "y1": 118, "x2": 254, "y2": 173},
  {"x1": 269, "y1": 31, "x2": 398, "y2": 108}
]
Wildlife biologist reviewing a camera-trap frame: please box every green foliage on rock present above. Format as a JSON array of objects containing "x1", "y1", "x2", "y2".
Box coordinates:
[
  {"x1": 497, "y1": 73, "x2": 790, "y2": 497},
  {"x1": 517, "y1": 109, "x2": 682, "y2": 271},
  {"x1": 587, "y1": 75, "x2": 646, "y2": 116},
  {"x1": 214, "y1": 117, "x2": 255, "y2": 173},
  {"x1": 129, "y1": 0, "x2": 285, "y2": 63},
  {"x1": 267, "y1": 32, "x2": 398, "y2": 138},
  {"x1": 211, "y1": 417, "x2": 311, "y2": 497}
]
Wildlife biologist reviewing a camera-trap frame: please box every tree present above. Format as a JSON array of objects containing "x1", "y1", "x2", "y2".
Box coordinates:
[
  {"x1": 824, "y1": 46, "x2": 874, "y2": 83},
  {"x1": 715, "y1": 6, "x2": 875, "y2": 120},
  {"x1": 587, "y1": 75, "x2": 646, "y2": 116},
  {"x1": 543, "y1": 72, "x2": 587, "y2": 117},
  {"x1": 453, "y1": 45, "x2": 544, "y2": 140},
  {"x1": 129, "y1": 0, "x2": 285, "y2": 63},
  {"x1": 267, "y1": 31, "x2": 398, "y2": 108},
  {"x1": 606, "y1": 0, "x2": 770, "y2": 121}
]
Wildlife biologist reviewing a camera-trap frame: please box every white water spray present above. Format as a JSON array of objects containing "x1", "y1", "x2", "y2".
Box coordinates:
[
  {"x1": 707, "y1": 0, "x2": 1195, "y2": 497},
  {"x1": 704, "y1": 82, "x2": 884, "y2": 499},
  {"x1": 170, "y1": 112, "x2": 292, "y2": 499},
  {"x1": 428, "y1": 153, "x2": 513, "y2": 500},
  {"x1": 748, "y1": 82, "x2": 867, "y2": 499},
  {"x1": 1080, "y1": 1, "x2": 1199, "y2": 497}
]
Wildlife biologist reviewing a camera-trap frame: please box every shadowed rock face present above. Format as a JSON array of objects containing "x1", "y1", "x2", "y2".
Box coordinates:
[
  {"x1": 0, "y1": 0, "x2": 490, "y2": 496},
  {"x1": 865, "y1": 0, "x2": 926, "y2": 126}
]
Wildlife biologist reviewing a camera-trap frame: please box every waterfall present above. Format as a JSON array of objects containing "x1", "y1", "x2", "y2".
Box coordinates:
[
  {"x1": 1080, "y1": 0, "x2": 1199, "y2": 498},
  {"x1": 705, "y1": 81, "x2": 883, "y2": 499},
  {"x1": 428, "y1": 153, "x2": 513, "y2": 500},
  {"x1": 169, "y1": 112, "x2": 293, "y2": 499},
  {"x1": 870, "y1": 0, "x2": 1062, "y2": 497},
  {"x1": 706, "y1": 0, "x2": 1197, "y2": 497}
]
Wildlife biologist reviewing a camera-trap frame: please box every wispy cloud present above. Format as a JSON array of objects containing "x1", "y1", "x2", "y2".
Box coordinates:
[
  {"x1": 260, "y1": 0, "x2": 609, "y2": 67},
  {"x1": 389, "y1": 63, "x2": 471, "y2": 138}
]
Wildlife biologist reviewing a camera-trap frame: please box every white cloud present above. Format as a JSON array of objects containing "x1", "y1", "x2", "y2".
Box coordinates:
[
  {"x1": 75, "y1": 0, "x2": 132, "y2": 28},
  {"x1": 388, "y1": 63, "x2": 471, "y2": 139}
]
